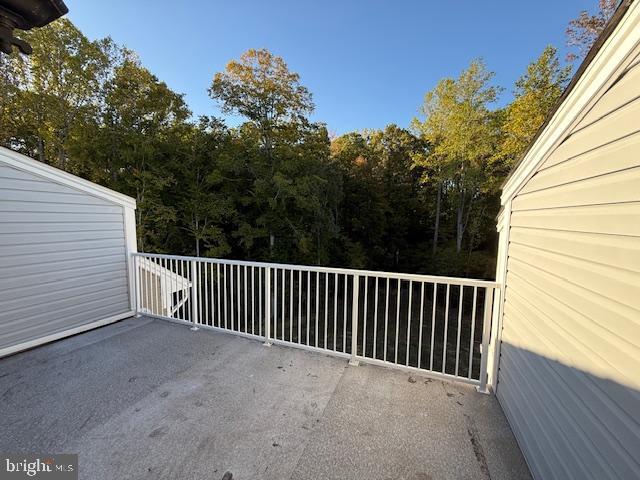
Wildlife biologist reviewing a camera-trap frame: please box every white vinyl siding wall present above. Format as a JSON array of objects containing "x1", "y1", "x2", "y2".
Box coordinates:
[
  {"x1": 496, "y1": 37, "x2": 640, "y2": 480},
  {"x1": 0, "y1": 150, "x2": 135, "y2": 355}
]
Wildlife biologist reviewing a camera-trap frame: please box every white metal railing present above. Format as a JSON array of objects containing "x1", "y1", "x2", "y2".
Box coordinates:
[{"x1": 132, "y1": 253, "x2": 498, "y2": 391}]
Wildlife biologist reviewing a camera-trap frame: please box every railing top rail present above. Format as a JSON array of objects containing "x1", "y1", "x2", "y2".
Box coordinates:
[{"x1": 133, "y1": 252, "x2": 499, "y2": 288}]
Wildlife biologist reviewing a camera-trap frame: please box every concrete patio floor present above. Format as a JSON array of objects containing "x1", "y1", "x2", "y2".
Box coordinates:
[{"x1": 0, "y1": 317, "x2": 531, "y2": 480}]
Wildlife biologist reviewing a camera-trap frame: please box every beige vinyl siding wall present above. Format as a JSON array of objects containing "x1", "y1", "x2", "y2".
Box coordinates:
[
  {"x1": 0, "y1": 162, "x2": 131, "y2": 352},
  {"x1": 497, "y1": 49, "x2": 640, "y2": 479}
]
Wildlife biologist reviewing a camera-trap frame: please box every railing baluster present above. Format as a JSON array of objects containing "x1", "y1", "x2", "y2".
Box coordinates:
[
  {"x1": 223, "y1": 264, "x2": 228, "y2": 329},
  {"x1": 417, "y1": 282, "x2": 425, "y2": 369},
  {"x1": 333, "y1": 273, "x2": 338, "y2": 351},
  {"x1": 343, "y1": 275, "x2": 348, "y2": 353},
  {"x1": 362, "y1": 276, "x2": 368, "y2": 357},
  {"x1": 384, "y1": 278, "x2": 389, "y2": 362},
  {"x1": 252, "y1": 266, "x2": 256, "y2": 335},
  {"x1": 191, "y1": 260, "x2": 199, "y2": 330},
  {"x1": 373, "y1": 277, "x2": 379, "y2": 360},
  {"x1": 315, "y1": 271, "x2": 319, "y2": 347},
  {"x1": 394, "y1": 279, "x2": 401, "y2": 364},
  {"x1": 298, "y1": 270, "x2": 302, "y2": 343},
  {"x1": 324, "y1": 273, "x2": 328, "y2": 349},
  {"x1": 406, "y1": 280, "x2": 412, "y2": 366},
  {"x1": 216, "y1": 264, "x2": 221, "y2": 327},
  {"x1": 198, "y1": 261, "x2": 203, "y2": 326},
  {"x1": 274, "y1": 269, "x2": 278, "y2": 339},
  {"x1": 281, "y1": 269, "x2": 285, "y2": 340},
  {"x1": 306, "y1": 271, "x2": 311, "y2": 346},
  {"x1": 350, "y1": 274, "x2": 360, "y2": 364},
  {"x1": 258, "y1": 267, "x2": 262, "y2": 336},
  {"x1": 264, "y1": 266, "x2": 271, "y2": 345},
  {"x1": 430, "y1": 283, "x2": 437, "y2": 371},
  {"x1": 290, "y1": 269, "x2": 293, "y2": 342},
  {"x1": 244, "y1": 265, "x2": 248, "y2": 333},
  {"x1": 455, "y1": 286, "x2": 463, "y2": 377},
  {"x1": 468, "y1": 286, "x2": 478, "y2": 379},
  {"x1": 237, "y1": 265, "x2": 241, "y2": 332},
  {"x1": 442, "y1": 284, "x2": 450, "y2": 373}
]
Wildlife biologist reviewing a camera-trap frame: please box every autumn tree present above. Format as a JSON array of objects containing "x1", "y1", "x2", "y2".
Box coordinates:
[
  {"x1": 566, "y1": 0, "x2": 617, "y2": 62},
  {"x1": 208, "y1": 49, "x2": 337, "y2": 263},
  {"x1": 497, "y1": 46, "x2": 571, "y2": 170}
]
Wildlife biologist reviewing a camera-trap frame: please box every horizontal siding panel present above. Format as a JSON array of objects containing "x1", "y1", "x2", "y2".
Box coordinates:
[
  {"x1": 499, "y1": 340, "x2": 638, "y2": 480},
  {"x1": 510, "y1": 202, "x2": 640, "y2": 236},
  {"x1": 0, "y1": 188, "x2": 113, "y2": 206},
  {"x1": 0, "y1": 212, "x2": 124, "y2": 223},
  {"x1": 0, "y1": 165, "x2": 48, "y2": 182},
  {"x1": 576, "y1": 61, "x2": 640, "y2": 129},
  {"x1": 497, "y1": 363, "x2": 580, "y2": 480},
  {"x1": 0, "y1": 298, "x2": 131, "y2": 350},
  {"x1": 1, "y1": 285, "x2": 129, "y2": 323},
  {"x1": 502, "y1": 299, "x2": 640, "y2": 451},
  {"x1": 3, "y1": 261, "x2": 126, "y2": 292},
  {"x1": 512, "y1": 166, "x2": 640, "y2": 211},
  {"x1": 499, "y1": 348, "x2": 609, "y2": 480},
  {"x1": 541, "y1": 96, "x2": 640, "y2": 171},
  {"x1": 501, "y1": 301, "x2": 640, "y2": 472},
  {"x1": 0, "y1": 237, "x2": 124, "y2": 257},
  {"x1": 0, "y1": 237, "x2": 125, "y2": 257},
  {"x1": 0, "y1": 246, "x2": 125, "y2": 268},
  {"x1": 505, "y1": 256, "x2": 640, "y2": 349},
  {"x1": 0, "y1": 177, "x2": 92, "y2": 195},
  {"x1": 496, "y1": 374, "x2": 560, "y2": 480},
  {"x1": 0, "y1": 270, "x2": 128, "y2": 303},
  {"x1": 0, "y1": 221, "x2": 124, "y2": 234},
  {"x1": 508, "y1": 242, "x2": 640, "y2": 311},
  {"x1": 1, "y1": 253, "x2": 127, "y2": 280},
  {"x1": 0, "y1": 230, "x2": 124, "y2": 246},
  {"x1": 522, "y1": 130, "x2": 640, "y2": 194},
  {"x1": 1, "y1": 277, "x2": 128, "y2": 314},
  {"x1": 509, "y1": 226, "x2": 640, "y2": 272},
  {"x1": 504, "y1": 270, "x2": 639, "y2": 386},
  {"x1": 0, "y1": 201, "x2": 123, "y2": 214}
]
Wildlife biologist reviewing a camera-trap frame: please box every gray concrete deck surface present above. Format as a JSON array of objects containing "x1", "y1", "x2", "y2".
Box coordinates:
[{"x1": 0, "y1": 317, "x2": 531, "y2": 480}]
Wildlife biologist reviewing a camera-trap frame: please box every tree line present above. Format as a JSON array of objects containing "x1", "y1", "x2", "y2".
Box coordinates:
[{"x1": 0, "y1": 2, "x2": 613, "y2": 279}]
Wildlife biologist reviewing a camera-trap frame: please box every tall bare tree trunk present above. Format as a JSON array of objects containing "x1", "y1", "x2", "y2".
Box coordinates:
[
  {"x1": 37, "y1": 137, "x2": 46, "y2": 164},
  {"x1": 432, "y1": 182, "x2": 442, "y2": 254},
  {"x1": 456, "y1": 189, "x2": 465, "y2": 253}
]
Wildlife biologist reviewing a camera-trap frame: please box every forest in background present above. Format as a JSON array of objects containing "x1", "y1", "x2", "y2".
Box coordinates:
[{"x1": 0, "y1": 1, "x2": 615, "y2": 279}]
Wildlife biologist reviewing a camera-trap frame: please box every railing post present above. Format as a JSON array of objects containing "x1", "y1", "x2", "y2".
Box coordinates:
[
  {"x1": 190, "y1": 260, "x2": 199, "y2": 331},
  {"x1": 263, "y1": 266, "x2": 272, "y2": 346},
  {"x1": 477, "y1": 286, "x2": 493, "y2": 394},
  {"x1": 133, "y1": 255, "x2": 141, "y2": 317},
  {"x1": 349, "y1": 274, "x2": 360, "y2": 366}
]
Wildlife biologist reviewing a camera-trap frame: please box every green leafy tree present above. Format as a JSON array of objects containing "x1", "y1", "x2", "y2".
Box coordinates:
[
  {"x1": 413, "y1": 60, "x2": 501, "y2": 253},
  {"x1": 3, "y1": 19, "x2": 113, "y2": 166},
  {"x1": 74, "y1": 54, "x2": 191, "y2": 251}
]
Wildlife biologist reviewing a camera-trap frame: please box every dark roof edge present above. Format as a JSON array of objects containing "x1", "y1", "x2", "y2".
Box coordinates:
[{"x1": 500, "y1": 0, "x2": 634, "y2": 189}]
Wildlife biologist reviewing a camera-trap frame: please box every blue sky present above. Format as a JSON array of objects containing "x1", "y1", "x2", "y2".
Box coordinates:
[{"x1": 66, "y1": 0, "x2": 593, "y2": 135}]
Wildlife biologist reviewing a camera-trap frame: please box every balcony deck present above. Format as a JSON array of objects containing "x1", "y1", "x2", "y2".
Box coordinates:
[{"x1": 0, "y1": 316, "x2": 531, "y2": 480}]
